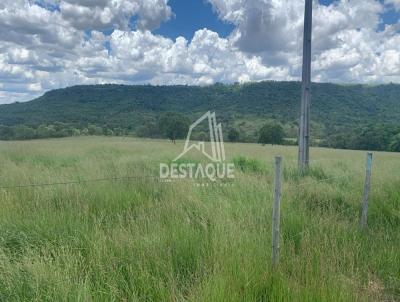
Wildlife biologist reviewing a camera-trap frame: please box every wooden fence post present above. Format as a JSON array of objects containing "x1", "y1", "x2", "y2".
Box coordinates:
[
  {"x1": 272, "y1": 156, "x2": 282, "y2": 266},
  {"x1": 360, "y1": 152, "x2": 373, "y2": 229}
]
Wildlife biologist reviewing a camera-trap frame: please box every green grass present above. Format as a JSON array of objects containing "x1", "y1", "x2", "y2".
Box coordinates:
[{"x1": 0, "y1": 137, "x2": 399, "y2": 301}]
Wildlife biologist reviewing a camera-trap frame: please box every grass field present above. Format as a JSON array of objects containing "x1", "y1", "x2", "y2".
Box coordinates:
[{"x1": 0, "y1": 137, "x2": 399, "y2": 301}]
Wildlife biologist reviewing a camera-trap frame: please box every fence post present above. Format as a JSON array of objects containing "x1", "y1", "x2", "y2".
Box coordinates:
[
  {"x1": 272, "y1": 156, "x2": 282, "y2": 266},
  {"x1": 360, "y1": 152, "x2": 373, "y2": 229}
]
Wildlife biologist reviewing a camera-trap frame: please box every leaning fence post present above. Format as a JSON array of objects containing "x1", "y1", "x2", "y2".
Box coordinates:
[
  {"x1": 360, "y1": 152, "x2": 373, "y2": 229},
  {"x1": 272, "y1": 156, "x2": 282, "y2": 266}
]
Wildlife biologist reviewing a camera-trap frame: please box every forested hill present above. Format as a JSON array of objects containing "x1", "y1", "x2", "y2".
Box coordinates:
[{"x1": 0, "y1": 81, "x2": 400, "y2": 137}]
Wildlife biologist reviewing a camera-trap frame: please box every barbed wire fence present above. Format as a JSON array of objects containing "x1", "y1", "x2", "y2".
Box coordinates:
[
  {"x1": 0, "y1": 153, "x2": 374, "y2": 191},
  {"x1": 1, "y1": 151, "x2": 393, "y2": 270},
  {"x1": 0, "y1": 165, "x2": 360, "y2": 191},
  {"x1": 269, "y1": 153, "x2": 375, "y2": 265}
]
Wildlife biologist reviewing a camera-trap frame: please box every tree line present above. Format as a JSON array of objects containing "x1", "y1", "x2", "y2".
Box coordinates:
[
  {"x1": 0, "y1": 113, "x2": 399, "y2": 153},
  {"x1": 136, "y1": 113, "x2": 400, "y2": 152},
  {"x1": 323, "y1": 124, "x2": 400, "y2": 152},
  {"x1": 0, "y1": 123, "x2": 127, "y2": 140}
]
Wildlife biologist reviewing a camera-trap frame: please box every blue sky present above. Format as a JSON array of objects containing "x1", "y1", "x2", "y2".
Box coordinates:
[
  {"x1": 154, "y1": 0, "x2": 234, "y2": 40},
  {"x1": 152, "y1": 0, "x2": 398, "y2": 40},
  {"x1": 380, "y1": 4, "x2": 400, "y2": 28}
]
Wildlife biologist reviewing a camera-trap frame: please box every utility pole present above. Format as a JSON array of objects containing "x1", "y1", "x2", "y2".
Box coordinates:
[{"x1": 298, "y1": 0, "x2": 313, "y2": 174}]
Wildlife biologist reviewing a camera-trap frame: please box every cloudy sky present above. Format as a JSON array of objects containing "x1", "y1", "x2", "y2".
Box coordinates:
[{"x1": 0, "y1": 0, "x2": 399, "y2": 104}]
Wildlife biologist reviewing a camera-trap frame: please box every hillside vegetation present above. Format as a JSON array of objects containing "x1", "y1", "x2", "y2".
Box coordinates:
[
  {"x1": 0, "y1": 82, "x2": 399, "y2": 150},
  {"x1": 0, "y1": 137, "x2": 399, "y2": 301}
]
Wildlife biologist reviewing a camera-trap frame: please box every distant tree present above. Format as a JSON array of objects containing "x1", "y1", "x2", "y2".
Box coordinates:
[
  {"x1": 81, "y1": 128, "x2": 89, "y2": 136},
  {"x1": 159, "y1": 112, "x2": 190, "y2": 143},
  {"x1": 325, "y1": 133, "x2": 352, "y2": 150},
  {"x1": 53, "y1": 122, "x2": 68, "y2": 134},
  {"x1": 113, "y1": 128, "x2": 125, "y2": 136},
  {"x1": 227, "y1": 128, "x2": 240, "y2": 142},
  {"x1": 389, "y1": 134, "x2": 400, "y2": 152},
  {"x1": 258, "y1": 122, "x2": 284, "y2": 145},
  {"x1": 0, "y1": 125, "x2": 14, "y2": 140},
  {"x1": 13, "y1": 125, "x2": 36, "y2": 140},
  {"x1": 104, "y1": 128, "x2": 114, "y2": 136},
  {"x1": 37, "y1": 125, "x2": 53, "y2": 138},
  {"x1": 71, "y1": 128, "x2": 81, "y2": 136},
  {"x1": 88, "y1": 124, "x2": 103, "y2": 136},
  {"x1": 136, "y1": 122, "x2": 159, "y2": 138},
  {"x1": 191, "y1": 131, "x2": 208, "y2": 142},
  {"x1": 59, "y1": 127, "x2": 75, "y2": 137},
  {"x1": 353, "y1": 124, "x2": 393, "y2": 151}
]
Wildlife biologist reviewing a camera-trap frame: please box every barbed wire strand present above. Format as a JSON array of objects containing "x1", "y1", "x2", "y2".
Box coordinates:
[
  {"x1": 0, "y1": 175, "x2": 159, "y2": 190},
  {"x1": 0, "y1": 169, "x2": 360, "y2": 191},
  {"x1": 287, "y1": 172, "x2": 359, "y2": 189},
  {"x1": 0, "y1": 156, "x2": 377, "y2": 190}
]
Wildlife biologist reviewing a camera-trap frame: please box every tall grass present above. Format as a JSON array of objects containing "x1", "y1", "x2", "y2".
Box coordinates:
[{"x1": 0, "y1": 137, "x2": 399, "y2": 301}]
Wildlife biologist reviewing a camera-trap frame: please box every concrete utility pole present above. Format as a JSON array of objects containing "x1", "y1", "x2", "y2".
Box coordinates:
[{"x1": 298, "y1": 0, "x2": 313, "y2": 174}]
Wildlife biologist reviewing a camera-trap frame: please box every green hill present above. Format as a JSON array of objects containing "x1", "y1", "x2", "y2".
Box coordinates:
[{"x1": 0, "y1": 81, "x2": 399, "y2": 147}]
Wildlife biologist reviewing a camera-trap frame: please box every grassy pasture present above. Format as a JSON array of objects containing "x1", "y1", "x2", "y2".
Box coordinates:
[{"x1": 0, "y1": 137, "x2": 399, "y2": 301}]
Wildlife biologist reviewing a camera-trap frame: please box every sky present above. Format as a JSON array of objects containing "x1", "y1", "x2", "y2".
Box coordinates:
[{"x1": 0, "y1": 0, "x2": 399, "y2": 104}]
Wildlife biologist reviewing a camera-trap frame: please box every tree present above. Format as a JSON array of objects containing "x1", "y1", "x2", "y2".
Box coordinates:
[
  {"x1": 0, "y1": 125, "x2": 14, "y2": 140},
  {"x1": 258, "y1": 122, "x2": 284, "y2": 145},
  {"x1": 71, "y1": 128, "x2": 81, "y2": 136},
  {"x1": 389, "y1": 134, "x2": 400, "y2": 152},
  {"x1": 136, "y1": 122, "x2": 159, "y2": 138},
  {"x1": 88, "y1": 124, "x2": 103, "y2": 136},
  {"x1": 104, "y1": 128, "x2": 114, "y2": 136},
  {"x1": 37, "y1": 125, "x2": 57, "y2": 138},
  {"x1": 325, "y1": 133, "x2": 352, "y2": 149},
  {"x1": 227, "y1": 128, "x2": 240, "y2": 142},
  {"x1": 159, "y1": 112, "x2": 190, "y2": 143},
  {"x1": 191, "y1": 131, "x2": 208, "y2": 142},
  {"x1": 13, "y1": 125, "x2": 36, "y2": 140},
  {"x1": 353, "y1": 124, "x2": 393, "y2": 151},
  {"x1": 81, "y1": 128, "x2": 89, "y2": 136}
]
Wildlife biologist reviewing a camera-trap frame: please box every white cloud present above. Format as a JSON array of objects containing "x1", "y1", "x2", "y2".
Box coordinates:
[
  {"x1": 386, "y1": 0, "x2": 400, "y2": 11},
  {"x1": 102, "y1": 28, "x2": 286, "y2": 84},
  {"x1": 0, "y1": 0, "x2": 399, "y2": 104},
  {"x1": 57, "y1": 0, "x2": 172, "y2": 31},
  {"x1": 209, "y1": 0, "x2": 399, "y2": 83},
  {"x1": 28, "y1": 82, "x2": 42, "y2": 92},
  {"x1": 136, "y1": 0, "x2": 173, "y2": 31}
]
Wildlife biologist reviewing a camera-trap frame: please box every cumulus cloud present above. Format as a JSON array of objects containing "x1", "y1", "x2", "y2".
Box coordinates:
[
  {"x1": 0, "y1": 0, "x2": 399, "y2": 104},
  {"x1": 95, "y1": 28, "x2": 284, "y2": 84},
  {"x1": 56, "y1": 0, "x2": 172, "y2": 31},
  {"x1": 209, "y1": 0, "x2": 398, "y2": 82},
  {"x1": 136, "y1": 0, "x2": 173, "y2": 31},
  {"x1": 209, "y1": 0, "x2": 304, "y2": 54}
]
